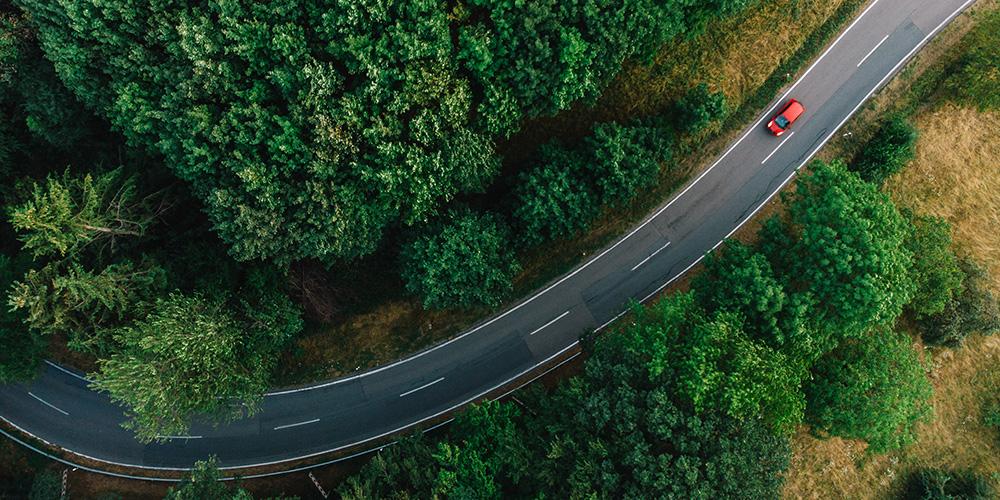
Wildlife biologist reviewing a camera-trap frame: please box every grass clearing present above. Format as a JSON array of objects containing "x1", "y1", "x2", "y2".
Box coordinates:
[{"x1": 277, "y1": 0, "x2": 861, "y2": 384}]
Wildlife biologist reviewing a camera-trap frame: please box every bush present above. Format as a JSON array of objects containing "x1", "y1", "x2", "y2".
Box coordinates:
[
  {"x1": 918, "y1": 258, "x2": 1000, "y2": 346},
  {"x1": 905, "y1": 213, "x2": 964, "y2": 319},
  {"x1": 586, "y1": 121, "x2": 672, "y2": 206},
  {"x1": 676, "y1": 83, "x2": 727, "y2": 133},
  {"x1": 902, "y1": 469, "x2": 995, "y2": 500},
  {"x1": 512, "y1": 146, "x2": 598, "y2": 246},
  {"x1": 805, "y1": 329, "x2": 932, "y2": 453},
  {"x1": 401, "y1": 210, "x2": 520, "y2": 309},
  {"x1": 849, "y1": 115, "x2": 918, "y2": 184},
  {"x1": 28, "y1": 470, "x2": 60, "y2": 500}
]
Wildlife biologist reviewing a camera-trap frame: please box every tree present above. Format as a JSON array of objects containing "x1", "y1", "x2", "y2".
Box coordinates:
[
  {"x1": 164, "y1": 457, "x2": 253, "y2": 500},
  {"x1": 7, "y1": 259, "x2": 166, "y2": 355},
  {"x1": 902, "y1": 469, "x2": 996, "y2": 500},
  {"x1": 918, "y1": 257, "x2": 1000, "y2": 346},
  {"x1": 848, "y1": 116, "x2": 917, "y2": 184},
  {"x1": 904, "y1": 213, "x2": 964, "y2": 319},
  {"x1": 401, "y1": 210, "x2": 520, "y2": 309},
  {"x1": 513, "y1": 145, "x2": 598, "y2": 246},
  {"x1": 805, "y1": 329, "x2": 932, "y2": 453},
  {"x1": 759, "y1": 160, "x2": 915, "y2": 351},
  {"x1": 27, "y1": 470, "x2": 60, "y2": 500},
  {"x1": 8, "y1": 168, "x2": 154, "y2": 258},
  {"x1": 586, "y1": 121, "x2": 672, "y2": 206},
  {"x1": 0, "y1": 253, "x2": 45, "y2": 382},
  {"x1": 92, "y1": 293, "x2": 273, "y2": 442},
  {"x1": 676, "y1": 83, "x2": 727, "y2": 133}
]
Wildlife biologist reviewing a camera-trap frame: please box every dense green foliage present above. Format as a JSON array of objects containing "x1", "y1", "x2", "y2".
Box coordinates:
[
  {"x1": 513, "y1": 120, "x2": 671, "y2": 246},
  {"x1": 904, "y1": 213, "x2": 964, "y2": 319},
  {"x1": 945, "y1": 9, "x2": 1000, "y2": 111},
  {"x1": 849, "y1": 116, "x2": 918, "y2": 184},
  {"x1": 401, "y1": 210, "x2": 520, "y2": 309},
  {"x1": 27, "y1": 470, "x2": 59, "y2": 500},
  {"x1": 93, "y1": 293, "x2": 287, "y2": 441},
  {"x1": 805, "y1": 330, "x2": 932, "y2": 453},
  {"x1": 676, "y1": 83, "x2": 727, "y2": 133},
  {"x1": 164, "y1": 458, "x2": 252, "y2": 500},
  {"x1": 918, "y1": 258, "x2": 1000, "y2": 346},
  {"x1": 760, "y1": 160, "x2": 915, "y2": 353},
  {"x1": 16, "y1": 0, "x2": 753, "y2": 265},
  {"x1": 0, "y1": 253, "x2": 44, "y2": 381},
  {"x1": 902, "y1": 469, "x2": 996, "y2": 500}
]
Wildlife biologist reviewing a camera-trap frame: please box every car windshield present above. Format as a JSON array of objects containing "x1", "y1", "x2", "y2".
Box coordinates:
[{"x1": 775, "y1": 115, "x2": 790, "y2": 129}]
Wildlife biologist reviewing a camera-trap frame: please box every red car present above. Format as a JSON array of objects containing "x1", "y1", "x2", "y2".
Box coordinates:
[{"x1": 767, "y1": 99, "x2": 805, "y2": 136}]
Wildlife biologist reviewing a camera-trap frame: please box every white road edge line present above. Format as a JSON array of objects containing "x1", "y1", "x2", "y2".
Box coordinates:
[
  {"x1": 858, "y1": 34, "x2": 890, "y2": 67},
  {"x1": 263, "y1": 0, "x2": 883, "y2": 398},
  {"x1": 528, "y1": 310, "x2": 571, "y2": 336},
  {"x1": 631, "y1": 241, "x2": 672, "y2": 271},
  {"x1": 156, "y1": 435, "x2": 203, "y2": 440},
  {"x1": 44, "y1": 360, "x2": 91, "y2": 383},
  {"x1": 273, "y1": 418, "x2": 320, "y2": 431},
  {"x1": 27, "y1": 392, "x2": 69, "y2": 416},
  {"x1": 10, "y1": 0, "x2": 975, "y2": 478},
  {"x1": 761, "y1": 132, "x2": 795, "y2": 164},
  {"x1": 399, "y1": 377, "x2": 446, "y2": 398}
]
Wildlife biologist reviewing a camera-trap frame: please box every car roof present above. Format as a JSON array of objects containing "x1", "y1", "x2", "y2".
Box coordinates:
[{"x1": 784, "y1": 100, "x2": 805, "y2": 120}]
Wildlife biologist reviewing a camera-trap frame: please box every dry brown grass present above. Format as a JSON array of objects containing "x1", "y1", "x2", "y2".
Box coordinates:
[
  {"x1": 783, "y1": 335, "x2": 1000, "y2": 499},
  {"x1": 884, "y1": 105, "x2": 1000, "y2": 291}
]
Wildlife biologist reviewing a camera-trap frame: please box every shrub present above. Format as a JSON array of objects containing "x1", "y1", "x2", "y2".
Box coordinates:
[
  {"x1": 27, "y1": 470, "x2": 60, "y2": 500},
  {"x1": 401, "y1": 209, "x2": 520, "y2": 309},
  {"x1": 918, "y1": 258, "x2": 1000, "y2": 346},
  {"x1": 586, "y1": 121, "x2": 672, "y2": 206},
  {"x1": 512, "y1": 146, "x2": 598, "y2": 246},
  {"x1": 676, "y1": 83, "x2": 727, "y2": 133},
  {"x1": 905, "y1": 213, "x2": 964, "y2": 319},
  {"x1": 849, "y1": 115, "x2": 917, "y2": 184},
  {"x1": 805, "y1": 329, "x2": 932, "y2": 453},
  {"x1": 902, "y1": 469, "x2": 995, "y2": 500}
]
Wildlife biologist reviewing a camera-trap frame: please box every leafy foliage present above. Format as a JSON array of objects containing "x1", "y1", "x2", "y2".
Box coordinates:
[
  {"x1": 901, "y1": 469, "x2": 996, "y2": 500},
  {"x1": 586, "y1": 121, "x2": 673, "y2": 206},
  {"x1": 760, "y1": 160, "x2": 915, "y2": 352},
  {"x1": 164, "y1": 457, "x2": 254, "y2": 500},
  {"x1": 8, "y1": 168, "x2": 153, "y2": 258},
  {"x1": 401, "y1": 210, "x2": 520, "y2": 309},
  {"x1": 17, "y1": 0, "x2": 755, "y2": 264},
  {"x1": 513, "y1": 145, "x2": 598, "y2": 246},
  {"x1": 92, "y1": 293, "x2": 275, "y2": 442},
  {"x1": 805, "y1": 329, "x2": 932, "y2": 453},
  {"x1": 676, "y1": 83, "x2": 727, "y2": 133},
  {"x1": 904, "y1": 212, "x2": 964, "y2": 319},
  {"x1": 918, "y1": 257, "x2": 1000, "y2": 346},
  {"x1": 27, "y1": 470, "x2": 60, "y2": 500},
  {"x1": 0, "y1": 253, "x2": 45, "y2": 382},
  {"x1": 848, "y1": 116, "x2": 917, "y2": 184},
  {"x1": 945, "y1": 9, "x2": 1000, "y2": 111}
]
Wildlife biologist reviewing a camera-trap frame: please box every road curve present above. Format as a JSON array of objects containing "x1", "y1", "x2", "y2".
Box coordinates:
[{"x1": 0, "y1": 0, "x2": 975, "y2": 478}]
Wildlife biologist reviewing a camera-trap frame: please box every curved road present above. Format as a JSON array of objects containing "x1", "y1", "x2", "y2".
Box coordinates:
[{"x1": 0, "y1": 0, "x2": 975, "y2": 477}]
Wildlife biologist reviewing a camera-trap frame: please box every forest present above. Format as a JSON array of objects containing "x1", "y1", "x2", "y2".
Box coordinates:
[{"x1": 2, "y1": 0, "x2": 1000, "y2": 498}]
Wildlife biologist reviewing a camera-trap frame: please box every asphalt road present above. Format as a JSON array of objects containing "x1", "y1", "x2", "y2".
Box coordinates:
[{"x1": 0, "y1": 0, "x2": 976, "y2": 477}]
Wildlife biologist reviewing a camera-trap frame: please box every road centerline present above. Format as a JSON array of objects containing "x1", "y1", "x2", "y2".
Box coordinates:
[
  {"x1": 762, "y1": 132, "x2": 795, "y2": 164},
  {"x1": 27, "y1": 392, "x2": 69, "y2": 416},
  {"x1": 273, "y1": 418, "x2": 321, "y2": 431},
  {"x1": 858, "y1": 34, "x2": 890, "y2": 67},
  {"x1": 528, "y1": 310, "x2": 571, "y2": 336},
  {"x1": 631, "y1": 241, "x2": 672, "y2": 272},
  {"x1": 399, "y1": 377, "x2": 446, "y2": 398}
]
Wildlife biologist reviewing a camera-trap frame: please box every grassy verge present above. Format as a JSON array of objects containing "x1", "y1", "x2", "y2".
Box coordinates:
[{"x1": 275, "y1": 0, "x2": 865, "y2": 385}]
